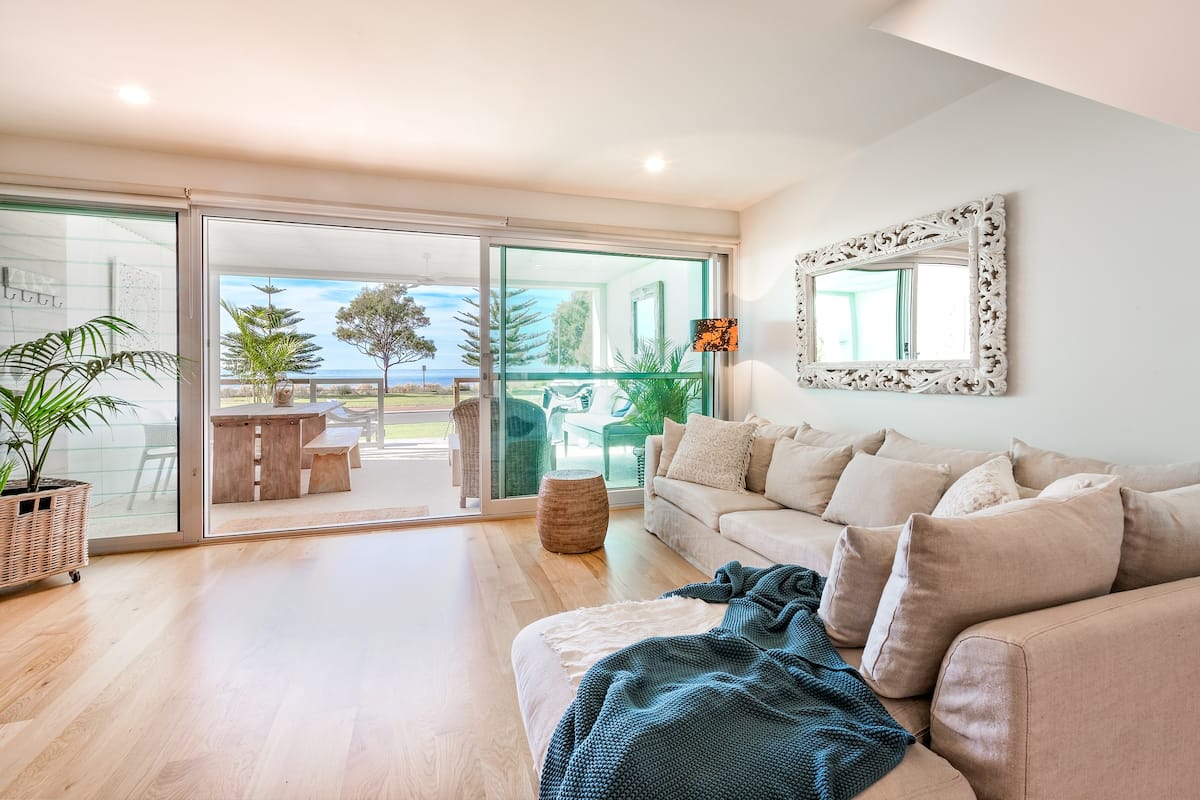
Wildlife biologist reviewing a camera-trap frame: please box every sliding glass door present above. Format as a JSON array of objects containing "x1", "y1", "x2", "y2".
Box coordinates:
[
  {"x1": 0, "y1": 203, "x2": 180, "y2": 542},
  {"x1": 480, "y1": 243, "x2": 711, "y2": 513},
  {"x1": 202, "y1": 215, "x2": 483, "y2": 534}
]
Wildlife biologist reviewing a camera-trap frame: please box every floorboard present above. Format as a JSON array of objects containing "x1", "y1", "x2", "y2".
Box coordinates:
[{"x1": 0, "y1": 508, "x2": 704, "y2": 799}]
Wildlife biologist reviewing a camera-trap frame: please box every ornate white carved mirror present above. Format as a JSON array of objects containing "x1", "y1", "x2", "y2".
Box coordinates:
[{"x1": 795, "y1": 195, "x2": 1007, "y2": 395}]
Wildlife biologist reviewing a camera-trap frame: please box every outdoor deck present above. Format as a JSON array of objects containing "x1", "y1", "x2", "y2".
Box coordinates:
[
  {"x1": 205, "y1": 434, "x2": 642, "y2": 537},
  {"x1": 88, "y1": 402, "x2": 645, "y2": 540}
]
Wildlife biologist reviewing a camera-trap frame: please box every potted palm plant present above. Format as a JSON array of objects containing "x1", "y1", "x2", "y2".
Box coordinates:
[
  {"x1": 614, "y1": 337, "x2": 701, "y2": 486},
  {"x1": 0, "y1": 315, "x2": 180, "y2": 589}
]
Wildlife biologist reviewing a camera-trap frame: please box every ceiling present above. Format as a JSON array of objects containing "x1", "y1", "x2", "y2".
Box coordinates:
[{"x1": 0, "y1": 1, "x2": 1001, "y2": 211}]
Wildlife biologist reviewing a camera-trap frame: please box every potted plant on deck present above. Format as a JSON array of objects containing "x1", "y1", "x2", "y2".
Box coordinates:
[
  {"x1": 0, "y1": 316, "x2": 180, "y2": 589},
  {"x1": 614, "y1": 337, "x2": 701, "y2": 486}
]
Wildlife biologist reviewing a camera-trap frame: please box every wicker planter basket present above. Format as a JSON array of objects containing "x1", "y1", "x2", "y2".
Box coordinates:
[{"x1": 0, "y1": 479, "x2": 90, "y2": 590}]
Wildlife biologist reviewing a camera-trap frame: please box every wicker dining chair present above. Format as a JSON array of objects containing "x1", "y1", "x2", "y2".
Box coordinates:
[{"x1": 450, "y1": 396, "x2": 552, "y2": 508}]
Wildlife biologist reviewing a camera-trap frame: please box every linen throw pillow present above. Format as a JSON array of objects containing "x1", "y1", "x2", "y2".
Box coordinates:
[
  {"x1": 1010, "y1": 438, "x2": 1114, "y2": 490},
  {"x1": 931, "y1": 456, "x2": 1020, "y2": 517},
  {"x1": 655, "y1": 417, "x2": 687, "y2": 478},
  {"x1": 743, "y1": 414, "x2": 800, "y2": 493},
  {"x1": 665, "y1": 414, "x2": 756, "y2": 491},
  {"x1": 744, "y1": 437, "x2": 777, "y2": 494},
  {"x1": 822, "y1": 453, "x2": 951, "y2": 528},
  {"x1": 1116, "y1": 484, "x2": 1200, "y2": 591},
  {"x1": 876, "y1": 429, "x2": 1006, "y2": 483},
  {"x1": 762, "y1": 440, "x2": 853, "y2": 515},
  {"x1": 819, "y1": 524, "x2": 903, "y2": 647},
  {"x1": 1013, "y1": 437, "x2": 1200, "y2": 492},
  {"x1": 795, "y1": 422, "x2": 885, "y2": 455},
  {"x1": 744, "y1": 413, "x2": 800, "y2": 441},
  {"x1": 860, "y1": 479, "x2": 1124, "y2": 698}
]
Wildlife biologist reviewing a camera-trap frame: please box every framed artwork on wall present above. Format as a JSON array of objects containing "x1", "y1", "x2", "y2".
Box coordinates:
[{"x1": 110, "y1": 259, "x2": 161, "y2": 349}]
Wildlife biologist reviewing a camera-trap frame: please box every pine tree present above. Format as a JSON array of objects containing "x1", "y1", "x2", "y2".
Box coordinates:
[
  {"x1": 221, "y1": 287, "x2": 323, "y2": 401},
  {"x1": 455, "y1": 288, "x2": 548, "y2": 367}
]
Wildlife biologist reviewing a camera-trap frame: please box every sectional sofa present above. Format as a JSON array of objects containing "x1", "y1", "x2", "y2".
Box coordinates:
[{"x1": 513, "y1": 418, "x2": 1200, "y2": 799}]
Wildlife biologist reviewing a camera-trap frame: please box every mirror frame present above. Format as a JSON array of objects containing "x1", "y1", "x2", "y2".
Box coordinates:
[
  {"x1": 630, "y1": 281, "x2": 664, "y2": 353},
  {"x1": 794, "y1": 194, "x2": 1007, "y2": 395}
]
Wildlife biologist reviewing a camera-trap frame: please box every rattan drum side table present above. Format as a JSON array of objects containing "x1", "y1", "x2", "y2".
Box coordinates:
[{"x1": 536, "y1": 469, "x2": 609, "y2": 553}]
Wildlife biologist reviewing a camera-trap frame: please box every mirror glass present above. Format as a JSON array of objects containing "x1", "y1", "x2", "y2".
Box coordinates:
[
  {"x1": 812, "y1": 239, "x2": 970, "y2": 364},
  {"x1": 630, "y1": 281, "x2": 663, "y2": 352}
]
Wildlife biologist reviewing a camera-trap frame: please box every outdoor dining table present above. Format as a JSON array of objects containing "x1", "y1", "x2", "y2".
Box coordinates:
[{"x1": 210, "y1": 400, "x2": 343, "y2": 503}]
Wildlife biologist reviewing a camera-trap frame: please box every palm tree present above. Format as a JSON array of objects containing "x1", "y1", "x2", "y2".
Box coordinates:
[
  {"x1": 0, "y1": 316, "x2": 180, "y2": 493},
  {"x1": 221, "y1": 300, "x2": 307, "y2": 402},
  {"x1": 613, "y1": 337, "x2": 701, "y2": 437}
]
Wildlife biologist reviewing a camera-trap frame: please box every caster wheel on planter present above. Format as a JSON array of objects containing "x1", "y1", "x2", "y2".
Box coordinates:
[{"x1": 68, "y1": 570, "x2": 81, "y2": 583}]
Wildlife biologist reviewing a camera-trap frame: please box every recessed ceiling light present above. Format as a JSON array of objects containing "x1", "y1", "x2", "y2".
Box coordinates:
[
  {"x1": 117, "y1": 85, "x2": 151, "y2": 105},
  {"x1": 644, "y1": 155, "x2": 666, "y2": 173}
]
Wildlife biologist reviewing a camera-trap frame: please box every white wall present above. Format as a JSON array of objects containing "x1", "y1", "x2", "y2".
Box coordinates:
[
  {"x1": 736, "y1": 76, "x2": 1200, "y2": 463},
  {"x1": 0, "y1": 135, "x2": 739, "y2": 237}
]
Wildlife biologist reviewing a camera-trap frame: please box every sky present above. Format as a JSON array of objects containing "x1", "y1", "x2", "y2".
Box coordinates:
[{"x1": 219, "y1": 276, "x2": 573, "y2": 374}]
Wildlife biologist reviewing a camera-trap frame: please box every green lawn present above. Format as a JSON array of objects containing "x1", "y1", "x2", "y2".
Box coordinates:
[
  {"x1": 382, "y1": 421, "x2": 455, "y2": 440},
  {"x1": 219, "y1": 391, "x2": 466, "y2": 411}
]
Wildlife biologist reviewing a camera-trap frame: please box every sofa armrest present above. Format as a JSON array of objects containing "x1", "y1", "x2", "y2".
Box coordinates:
[
  {"x1": 930, "y1": 576, "x2": 1200, "y2": 800},
  {"x1": 644, "y1": 435, "x2": 663, "y2": 499}
]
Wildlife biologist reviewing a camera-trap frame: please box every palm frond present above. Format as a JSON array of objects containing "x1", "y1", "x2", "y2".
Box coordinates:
[{"x1": 0, "y1": 315, "x2": 178, "y2": 492}]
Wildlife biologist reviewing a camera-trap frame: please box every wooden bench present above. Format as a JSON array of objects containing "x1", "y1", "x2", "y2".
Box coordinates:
[{"x1": 302, "y1": 427, "x2": 363, "y2": 494}]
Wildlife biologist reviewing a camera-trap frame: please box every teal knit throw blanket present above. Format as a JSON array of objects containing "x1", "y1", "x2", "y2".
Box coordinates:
[{"x1": 539, "y1": 562, "x2": 914, "y2": 800}]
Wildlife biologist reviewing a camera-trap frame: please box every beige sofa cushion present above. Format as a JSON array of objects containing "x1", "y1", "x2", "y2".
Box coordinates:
[
  {"x1": 819, "y1": 525, "x2": 903, "y2": 647},
  {"x1": 876, "y1": 429, "x2": 1005, "y2": 483},
  {"x1": 1111, "y1": 461, "x2": 1200, "y2": 492},
  {"x1": 823, "y1": 453, "x2": 950, "y2": 528},
  {"x1": 666, "y1": 414, "x2": 756, "y2": 491},
  {"x1": 744, "y1": 437, "x2": 777, "y2": 494},
  {"x1": 1010, "y1": 438, "x2": 1113, "y2": 490},
  {"x1": 1012, "y1": 437, "x2": 1200, "y2": 492},
  {"x1": 655, "y1": 417, "x2": 686, "y2": 477},
  {"x1": 931, "y1": 456, "x2": 1020, "y2": 517},
  {"x1": 653, "y1": 476, "x2": 782, "y2": 530},
  {"x1": 762, "y1": 440, "x2": 853, "y2": 515},
  {"x1": 744, "y1": 412, "x2": 800, "y2": 441},
  {"x1": 860, "y1": 479, "x2": 1125, "y2": 699},
  {"x1": 719, "y1": 509, "x2": 844, "y2": 574},
  {"x1": 1116, "y1": 484, "x2": 1200, "y2": 591},
  {"x1": 743, "y1": 414, "x2": 800, "y2": 493},
  {"x1": 795, "y1": 422, "x2": 885, "y2": 455}
]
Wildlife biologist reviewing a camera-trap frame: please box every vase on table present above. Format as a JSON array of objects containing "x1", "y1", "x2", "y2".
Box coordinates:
[{"x1": 272, "y1": 376, "x2": 294, "y2": 407}]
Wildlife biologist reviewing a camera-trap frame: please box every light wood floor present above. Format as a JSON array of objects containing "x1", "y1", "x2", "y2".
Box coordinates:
[{"x1": 0, "y1": 509, "x2": 704, "y2": 800}]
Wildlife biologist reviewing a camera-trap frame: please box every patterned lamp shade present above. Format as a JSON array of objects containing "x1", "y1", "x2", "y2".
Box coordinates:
[{"x1": 691, "y1": 318, "x2": 738, "y2": 352}]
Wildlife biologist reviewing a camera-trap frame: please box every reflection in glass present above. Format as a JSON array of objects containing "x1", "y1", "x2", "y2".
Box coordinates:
[{"x1": 811, "y1": 243, "x2": 971, "y2": 364}]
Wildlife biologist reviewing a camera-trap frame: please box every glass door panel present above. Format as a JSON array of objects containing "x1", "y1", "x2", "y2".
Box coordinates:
[
  {"x1": 0, "y1": 203, "x2": 180, "y2": 541},
  {"x1": 481, "y1": 244, "x2": 709, "y2": 513},
  {"x1": 203, "y1": 216, "x2": 482, "y2": 533}
]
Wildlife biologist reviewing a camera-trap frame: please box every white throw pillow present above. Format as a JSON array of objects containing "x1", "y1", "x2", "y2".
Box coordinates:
[
  {"x1": 860, "y1": 478, "x2": 1125, "y2": 698},
  {"x1": 822, "y1": 453, "x2": 951, "y2": 528},
  {"x1": 762, "y1": 439, "x2": 853, "y2": 515},
  {"x1": 931, "y1": 456, "x2": 1020, "y2": 517},
  {"x1": 665, "y1": 414, "x2": 756, "y2": 492}
]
